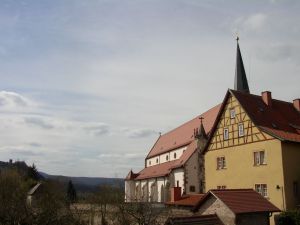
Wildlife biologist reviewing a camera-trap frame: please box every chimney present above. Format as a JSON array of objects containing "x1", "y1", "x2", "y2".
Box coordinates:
[
  {"x1": 293, "y1": 99, "x2": 300, "y2": 112},
  {"x1": 170, "y1": 187, "x2": 182, "y2": 202},
  {"x1": 262, "y1": 91, "x2": 272, "y2": 106}
]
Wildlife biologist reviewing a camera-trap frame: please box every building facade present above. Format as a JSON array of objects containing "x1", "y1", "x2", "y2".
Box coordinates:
[
  {"x1": 125, "y1": 39, "x2": 300, "y2": 220},
  {"x1": 125, "y1": 105, "x2": 220, "y2": 202}
]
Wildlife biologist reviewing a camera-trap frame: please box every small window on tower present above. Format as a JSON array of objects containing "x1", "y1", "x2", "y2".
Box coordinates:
[
  {"x1": 156, "y1": 158, "x2": 159, "y2": 164},
  {"x1": 149, "y1": 161, "x2": 151, "y2": 166},
  {"x1": 224, "y1": 128, "x2": 229, "y2": 140},
  {"x1": 189, "y1": 186, "x2": 195, "y2": 192},
  {"x1": 174, "y1": 152, "x2": 177, "y2": 159},
  {"x1": 166, "y1": 155, "x2": 169, "y2": 161},
  {"x1": 230, "y1": 108, "x2": 235, "y2": 119}
]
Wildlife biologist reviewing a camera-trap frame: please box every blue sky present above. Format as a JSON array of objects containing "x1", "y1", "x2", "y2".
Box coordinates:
[{"x1": 0, "y1": 0, "x2": 299, "y2": 177}]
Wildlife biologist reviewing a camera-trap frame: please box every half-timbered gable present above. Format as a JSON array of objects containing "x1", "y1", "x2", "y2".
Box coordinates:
[{"x1": 208, "y1": 92, "x2": 274, "y2": 151}]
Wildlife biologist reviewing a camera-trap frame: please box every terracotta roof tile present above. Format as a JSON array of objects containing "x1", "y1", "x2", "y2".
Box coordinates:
[
  {"x1": 194, "y1": 189, "x2": 280, "y2": 214},
  {"x1": 146, "y1": 104, "x2": 221, "y2": 159},
  {"x1": 135, "y1": 140, "x2": 198, "y2": 180},
  {"x1": 231, "y1": 90, "x2": 300, "y2": 142},
  {"x1": 165, "y1": 194, "x2": 205, "y2": 207}
]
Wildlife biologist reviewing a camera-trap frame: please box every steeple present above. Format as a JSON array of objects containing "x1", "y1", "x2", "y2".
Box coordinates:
[{"x1": 234, "y1": 36, "x2": 250, "y2": 93}]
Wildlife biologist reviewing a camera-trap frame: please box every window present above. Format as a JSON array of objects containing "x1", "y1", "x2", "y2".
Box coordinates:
[
  {"x1": 174, "y1": 152, "x2": 177, "y2": 159},
  {"x1": 148, "y1": 161, "x2": 151, "y2": 166},
  {"x1": 293, "y1": 181, "x2": 298, "y2": 197},
  {"x1": 217, "y1": 157, "x2": 226, "y2": 170},
  {"x1": 217, "y1": 185, "x2": 226, "y2": 190},
  {"x1": 156, "y1": 158, "x2": 159, "y2": 164},
  {"x1": 176, "y1": 180, "x2": 179, "y2": 187},
  {"x1": 224, "y1": 128, "x2": 229, "y2": 140},
  {"x1": 189, "y1": 186, "x2": 195, "y2": 192},
  {"x1": 254, "y1": 151, "x2": 266, "y2": 166},
  {"x1": 230, "y1": 108, "x2": 235, "y2": 119},
  {"x1": 255, "y1": 184, "x2": 268, "y2": 197},
  {"x1": 238, "y1": 123, "x2": 244, "y2": 137},
  {"x1": 166, "y1": 155, "x2": 169, "y2": 161}
]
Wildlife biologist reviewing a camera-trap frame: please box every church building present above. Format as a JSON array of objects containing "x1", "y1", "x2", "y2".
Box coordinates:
[{"x1": 125, "y1": 38, "x2": 300, "y2": 218}]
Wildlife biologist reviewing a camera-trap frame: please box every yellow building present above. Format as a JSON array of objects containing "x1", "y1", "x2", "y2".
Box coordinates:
[{"x1": 205, "y1": 40, "x2": 300, "y2": 223}]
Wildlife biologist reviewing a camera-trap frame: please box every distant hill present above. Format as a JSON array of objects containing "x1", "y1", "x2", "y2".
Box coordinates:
[
  {"x1": 1, "y1": 160, "x2": 124, "y2": 193},
  {"x1": 39, "y1": 172, "x2": 124, "y2": 193}
]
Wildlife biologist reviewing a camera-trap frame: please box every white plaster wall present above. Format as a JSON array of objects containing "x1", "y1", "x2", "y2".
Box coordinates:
[
  {"x1": 125, "y1": 180, "x2": 136, "y2": 202},
  {"x1": 170, "y1": 146, "x2": 187, "y2": 161},
  {"x1": 157, "y1": 178, "x2": 165, "y2": 202},
  {"x1": 148, "y1": 179, "x2": 155, "y2": 201},
  {"x1": 173, "y1": 168, "x2": 185, "y2": 194},
  {"x1": 146, "y1": 146, "x2": 188, "y2": 166}
]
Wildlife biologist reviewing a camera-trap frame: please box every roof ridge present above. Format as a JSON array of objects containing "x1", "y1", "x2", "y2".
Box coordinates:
[{"x1": 160, "y1": 104, "x2": 221, "y2": 137}]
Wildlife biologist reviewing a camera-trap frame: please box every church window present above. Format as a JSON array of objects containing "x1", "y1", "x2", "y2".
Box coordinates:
[
  {"x1": 238, "y1": 123, "x2": 244, "y2": 137},
  {"x1": 255, "y1": 184, "x2": 268, "y2": 197},
  {"x1": 217, "y1": 157, "x2": 226, "y2": 170},
  {"x1": 166, "y1": 155, "x2": 169, "y2": 161},
  {"x1": 230, "y1": 108, "x2": 235, "y2": 119},
  {"x1": 254, "y1": 151, "x2": 266, "y2": 166},
  {"x1": 174, "y1": 152, "x2": 177, "y2": 159},
  {"x1": 223, "y1": 128, "x2": 229, "y2": 140},
  {"x1": 189, "y1": 186, "x2": 195, "y2": 192}
]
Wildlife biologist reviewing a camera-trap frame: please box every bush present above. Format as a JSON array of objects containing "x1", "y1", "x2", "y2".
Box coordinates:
[{"x1": 277, "y1": 210, "x2": 300, "y2": 225}]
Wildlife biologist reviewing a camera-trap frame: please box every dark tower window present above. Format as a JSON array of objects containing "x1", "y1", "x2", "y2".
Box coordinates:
[
  {"x1": 166, "y1": 155, "x2": 169, "y2": 161},
  {"x1": 174, "y1": 153, "x2": 177, "y2": 159}
]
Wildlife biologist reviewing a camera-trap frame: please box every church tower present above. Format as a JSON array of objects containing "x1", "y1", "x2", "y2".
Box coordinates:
[{"x1": 234, "y1": 37, "x2": 250, "y2": 93}]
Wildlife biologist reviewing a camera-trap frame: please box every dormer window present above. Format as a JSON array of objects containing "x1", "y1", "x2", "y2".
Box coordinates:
[{"x1": 230, "y1": 108, "x2": 235, "y2": 119}]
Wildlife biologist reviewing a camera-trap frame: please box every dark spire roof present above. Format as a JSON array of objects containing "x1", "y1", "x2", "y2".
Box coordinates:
[
  {"x1": 234, "y1": 37, "x2": 250, "y2": 93},
  {"x1": 195, "y1": 117, "x2": 208, "y2": 140}
]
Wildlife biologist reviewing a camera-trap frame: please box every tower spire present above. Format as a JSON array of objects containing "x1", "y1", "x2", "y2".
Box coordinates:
[{"x1": 234, "y1": 36, "x2": 250, "y2": 93}]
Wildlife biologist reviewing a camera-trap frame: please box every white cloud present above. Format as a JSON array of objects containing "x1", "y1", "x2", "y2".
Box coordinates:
[
  {"x1": 125, "y1": 128, "x2": 158, "y2": 139},
  {"x1": 0, "y1": 91, "x2": 36, "y2": 110},
  {"x1": 233, "y1": 13, "x2": 267, "y2": 32}
]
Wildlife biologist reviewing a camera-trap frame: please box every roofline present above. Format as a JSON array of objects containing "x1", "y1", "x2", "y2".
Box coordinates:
[
  {"x1": 203, "y1": 90, "x2": 231, "y2": 154},
  {"x1": 145, "y1": 134, "x2": 162, "y2": 160},
  {"x1": 146, "y1": 141, "x2": 192, "y2": 159}
]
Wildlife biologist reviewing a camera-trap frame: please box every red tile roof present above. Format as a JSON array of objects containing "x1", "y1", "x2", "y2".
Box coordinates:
[
  {"x1": 231, "y1": 90, "x2": 300, "y2": 142},
  {"x1": 146, "y1": 104, "x2": 221, "y2": 159},
  {"x1": 135, "y1": 140, "x2": 198, "y2": 180},
  {"x1": 165, "y1": 214, "x2": 224, "y2": 225},
  {"x1": 165, "y1": 194, "x2": 205, "y2": 207},
  {"x1": 194, "y1": 189, "x2": 280, "y2": 214}
]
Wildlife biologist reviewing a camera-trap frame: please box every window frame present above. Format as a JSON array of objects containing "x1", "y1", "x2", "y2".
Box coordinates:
[
  {"x1": 230, "y1": 108, "x2": 236, "y2": 119},
  {"x1": 223, "y1": 128, "x2": 229, "y2": 140},
  {"x1": 238, "y1": 123, "x2": 244, "y2": 137},
  {"x1": 217, "y1": 156, "x2": 226, "y2": 170},
  {"x1": 254, "y1": 150, "x2": 266, "y2": 166},
  {"x1": 255, "y1": 184, "x2": 268, "y2": 197}
]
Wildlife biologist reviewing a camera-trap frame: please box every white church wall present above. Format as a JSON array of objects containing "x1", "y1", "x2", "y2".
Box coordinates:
[
  {"x1": 157, "y1": 177, "x2": 165, "y2": 202},
  {"x1": 173, "y1": 168, "x2": 184, "y2": 194}
]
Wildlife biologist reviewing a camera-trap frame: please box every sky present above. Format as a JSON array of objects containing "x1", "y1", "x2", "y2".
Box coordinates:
[{"x1": 0, "y1": 0, "x2": 299, "y2": 178}]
